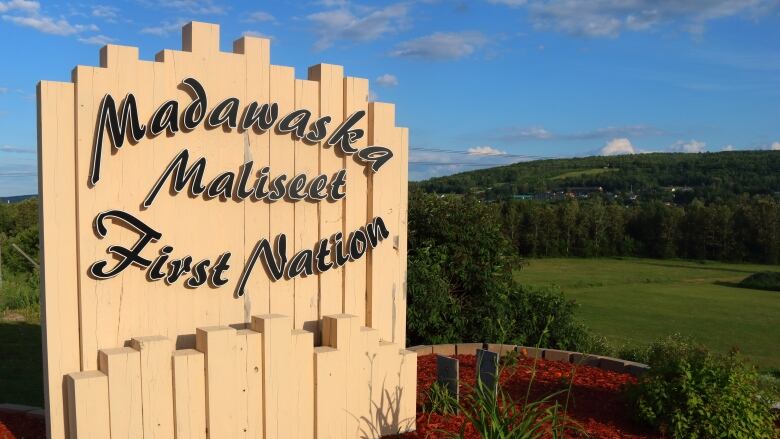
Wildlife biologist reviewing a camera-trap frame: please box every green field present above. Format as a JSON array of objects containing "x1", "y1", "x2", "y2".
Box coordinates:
[
  {"x1": 515, "y1": 257, "x2": 780, "y2": 370},
  {"x1": 550, "y1": 167, "x2": 618, "y2": 180}
]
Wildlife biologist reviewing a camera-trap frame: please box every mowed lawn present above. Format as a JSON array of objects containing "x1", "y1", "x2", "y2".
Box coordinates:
[{"x1": 515, "y1": 258, "x2": 780, "y2": 370}]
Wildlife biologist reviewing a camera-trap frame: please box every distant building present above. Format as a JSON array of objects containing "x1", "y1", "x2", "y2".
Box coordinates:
[{"x1": 566, "y1": 186, "x2": 604, "y2": 198}]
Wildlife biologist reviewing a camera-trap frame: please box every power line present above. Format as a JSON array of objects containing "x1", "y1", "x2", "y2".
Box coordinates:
[{"x1": 409, "y1": 161, "x2": 511, "y2": 167}]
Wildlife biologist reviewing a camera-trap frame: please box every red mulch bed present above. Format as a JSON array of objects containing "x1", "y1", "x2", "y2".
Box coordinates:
[
  {"x1": 0, "y1": 353, "x2": 656, "y2": 439},
  {"x1": 396, "y1": 353, "x2": 660, "y2": 439},
  {"x1": 0, "y1": 410, "x2": 45, "y2": 439}
]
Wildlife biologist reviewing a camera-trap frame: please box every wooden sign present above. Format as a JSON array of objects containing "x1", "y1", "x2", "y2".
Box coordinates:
[{"x1": 37, "y1": 22, "x2": 414, "y2": 439}]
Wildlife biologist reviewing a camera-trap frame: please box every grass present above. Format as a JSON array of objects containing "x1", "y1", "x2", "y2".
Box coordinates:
[
  {"x1": 515, "y1": 257, "x2": 780, "y2": 370},
  {"x1": 0, "y1": 318, "x2": 43, "y2": 406},
  {"x1": 550, "y1": 168, "x2": 618, "y2": 181}
]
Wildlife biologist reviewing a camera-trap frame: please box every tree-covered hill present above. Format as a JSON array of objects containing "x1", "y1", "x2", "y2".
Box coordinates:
[{"x1": 413, "y1": 151, "x2": 780, "y2": 202}]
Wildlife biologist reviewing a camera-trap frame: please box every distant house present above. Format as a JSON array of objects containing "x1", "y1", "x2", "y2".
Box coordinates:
[
  {"x1": 566, "y1": 186, "x2": 604, "y2": 198},
  {"x1": 513, "y1": 194, "x2": 534, "y2": 200}
]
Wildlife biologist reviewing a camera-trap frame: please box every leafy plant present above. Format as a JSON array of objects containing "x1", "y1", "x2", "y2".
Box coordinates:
[
  {"x1": 422, "y1": 381, "x2": 459, "y2": 416},
  {"x1": 626, "y1": 334, "x2": 778, "y2": 438}
]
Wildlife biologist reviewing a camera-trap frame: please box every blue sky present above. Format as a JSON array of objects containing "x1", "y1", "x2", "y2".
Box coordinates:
[{"x1": 1, "y1": 0, "x2": 779, "y2": 195}]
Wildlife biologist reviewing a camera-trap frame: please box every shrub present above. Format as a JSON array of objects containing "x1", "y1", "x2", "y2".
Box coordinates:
[
  {"x1": 407, "y1": 191, "x2": 602, "y2": 353},
  {"x1": 739, "y1": 271, "x2": 780, "y2": 292},
  {"x1": 626, "y1": 334, "x2": 778, "y2": 438}
]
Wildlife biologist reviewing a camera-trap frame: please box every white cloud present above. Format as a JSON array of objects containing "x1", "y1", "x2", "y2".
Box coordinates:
[
  {"x1": 91, "y1": 5, "x2": 117, "y2": 20},
  {"x1": 670, "y1": 139, "x2": 706, "y2": 153},
  {"x1": 600, "y1": 138, "x2": 637, "y2": 156},
  {"x1": 375, "y1": 74, "x2": 398, "y2": 87},
  {"x1": 771, "y1": 142, "x2": 780, "y2": 151},
  {"x1": 0, "y1": 87, "x2": 7, "y2": 93},
  {"x1": 151, "y1": 0, "x2": 224, "y2": 15},
  {"x1": 391, "y1": 31, "x2": 488, "y2": 60},
  {"x1": 500, "y1": 0, "x2": 779, "y2": 38},
  {"x1": 244, "y1": 11, "x2": 274, "y2": 22},
  {"x1": 468, "y1": 146, "x2": 506, "y2": 156},
  {"x1": 368, "y1": 89, "x2": 379, "y2": 102},
  {"x1": 78, "y1": 34, "x2": 114, "y2": 45},
  {"x1": 0, "y1": 0, "x2": 38, "y2": 14},
  {"x1": 140, "y1": 20, "x2": 189, "y2": 36},
  {"x1": 722, "y1": 144, "x2": 735, "y2": 151},
  {"x1": 307, "y1": 3, "x2": 408, "y2": 51},
  {"x1": 242, "y1": 30, "x2": 273, "y2": 39},
  {"x1": 0, "y1": 145, "x2": 35, "y2": 153},
  {"x1": 3, "y1": 14, "x2": 98, "y2": 35}
]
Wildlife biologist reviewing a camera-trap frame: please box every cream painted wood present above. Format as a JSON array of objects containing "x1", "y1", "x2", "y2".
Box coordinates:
[
  {"x1": 357, "y1": 327, "x2": 381, "y2": 439},
  {"x1": 269, "y1": 65, "x2": 297, "y2": 319},
  {"x1": 313, "y1": 345, "x2": 345, "y2": 439},
  {"x1": 98, "y1": 347, "x2": 143, "y2": 439},
  {"x1": 196, "y1": 326, "x2": 239, "y2": 439},
  {"x1": 291, "y1": 329, "x2": 315, "y2": 439},
  {"x1": 396, "y1": 127, "x2": 410, "y2": 346},
  {"x1": 37, "y1": 80, "x2": 80, "y2": 439},
  {"x1": 367, "y1": 103, "x2": 402, "y2": 343},
  {"x1": 65, "y1": 371, "x2": 110, "y2": 439},
  {"x1": 293, "y1": 79, "x2": 321, "y2": 339},
  {"x1": 131, "y1": 335, "x2": 175, "y2": 439},
  {"x1": 39, "y1": 22, "x2": 413, "y2": 438},
  {"x1": 235, "y1": 329, "x2": 264, "y2": 439},
  {"x1": 233, "y1": 35, "x2": 272, "y2": 319},
  {"x1": 308, "y1": 64, "x2": 345, "y2": 325},
  {"x1": 251, "y1": 314, "x2": 295, "y2": 439},
  {"x1": 172, "y1": 349, "x2": 207, "y2": 439},
  {"x1": 342, "y1": 77, "x2": 370, "y2": 326}
]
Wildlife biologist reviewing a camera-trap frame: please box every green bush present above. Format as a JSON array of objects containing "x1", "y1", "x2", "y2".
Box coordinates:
[
  {"x1": 626, "y1": 334, "x2": 778, "y2": 438},
  {"x1": 739, "y1": 271, "x2": 780, "y2": 292},
  {"x1": 407, "y1": 191, "x2": 603, "y2": 353}
]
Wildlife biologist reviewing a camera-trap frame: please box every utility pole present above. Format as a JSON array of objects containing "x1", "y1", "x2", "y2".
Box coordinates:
[{"x1": 11, "y1": 243, "x2": 39, "y2": 270}]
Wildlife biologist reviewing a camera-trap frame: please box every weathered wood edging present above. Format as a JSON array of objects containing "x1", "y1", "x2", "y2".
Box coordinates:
[{"x1": 407, "y1": 343, "x2": 651, "y2": 377}]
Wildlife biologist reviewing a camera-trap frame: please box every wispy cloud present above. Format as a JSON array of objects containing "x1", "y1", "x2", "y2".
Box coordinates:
[
  {"x1": 91, "y1": 5, "x2": 118, "y2": 20},
  {"x1": 244, "y1": 11, "x2": 275, "y2": 23},
  {"x1": 78, "y1": 34, "x2": 114, "y2": 45},
  {"x1": 138, "y1": 0, "x2": 224, "y2": 15},
  {"x1": 3, "y1": 14, "x2": 98, "y2": 35},
  {"x1": 0, "y1": 0, "x2": 38, "y2": 14},
  {"x1": 497, "y1": 124, "x2": 664, "y2": 142},
  {"x1": 375, "y1": 73, "x2": 398, "y2": 87},
  {"x1": 390, "y1": 31, "x2": 488, "y2": 60},
  {"x1": 140, "y1": 19, "x2": 189, "y2": 36},
  {"x1": 307, "y1": 3, "x2": 408, "y2": 51},
  {"x1": 491, "y1": 0, "x2": 778, "y2": 38},
  {"x1": 0, "y1": 145, "x2": 35, "y2": 154}
]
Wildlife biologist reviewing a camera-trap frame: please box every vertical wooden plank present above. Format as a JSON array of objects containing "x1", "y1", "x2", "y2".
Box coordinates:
[
  {"x1": 308, "y1": 64, "x2": 345, "y2": 326},
  {"x1": 37, "y1": 80, "x2": 80, "y2": 439},
  {"x1": 269, "y1": 65, "x2": 296, "y2": 319},
  {"x1": 234, "y1": 35, "x2": 272, "y2": 320},
  {"x1": 396, "y1": 127, "x2": 409, "y2": 346},
  {"x1": 313, "y1": 346, "x2": 345, "y2": 439},
  {"x1": 367, "y1": 103, "x2": 401, "y2": 342},
  {"x1": 65, "y1": 371, "x2": 110, "y2": 439},
  {"x1": 291, "y1": 329, "x2": 315, "y2": 439},
  {"x1": 236, "y1": 329, "x2": 263, "y2": 439},
  {"x1": 399, "y1": 349, "x2": 417, "y2": 433},
  {"x1": 342, "y1": 77, "x2": 370, "y2": 326},
  {"x1": 357, "y1": 327, "x2": 380, "y2": 439},
  {"x1": 98, "y1": 347, "x2": 143, "y2": 439},
  {"x1": 294, "y1": 79, "x2": 321, "y2": 338},
  {"x1": 131, "y1": 335, "x2": 175, "y2": 439},
  {"x1": 251, "y1": 314, "x2": 294, "y2": 439},
  {"x1": 321, "y1": 314, "x2": 362, "y2": 437},
  {"x1": 172, "y1": 349, "x2": 207, "y2": 439},
  {"x1": 196, "y1": 326, "x2": 239, "y2": 439}
]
